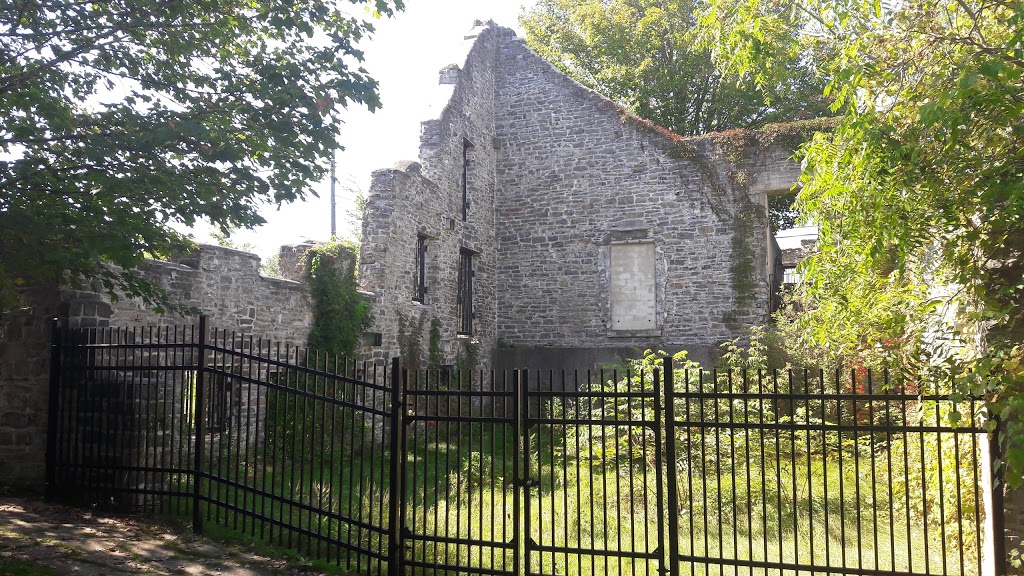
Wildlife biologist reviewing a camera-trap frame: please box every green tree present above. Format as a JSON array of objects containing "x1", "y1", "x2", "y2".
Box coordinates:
[
  {"x1": 0, "y1": 0, "x2": 403, "y2": 311},
  {"x1": 768, "y1": 192, "x2": 799, "y2": 233},
  {"x1": 696, "y1": 0, "x2": 1024, "y2": 479},
  {"x1": 520, "y1": 0, "x2": 832, "y2": 137}
]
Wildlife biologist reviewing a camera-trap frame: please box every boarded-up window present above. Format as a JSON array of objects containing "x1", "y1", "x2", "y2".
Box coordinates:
[{"x1": 610, "y1": 242, "x2": 656, "y2": 331}]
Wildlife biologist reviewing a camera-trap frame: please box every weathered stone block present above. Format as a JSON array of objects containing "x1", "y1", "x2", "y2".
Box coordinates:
[{"x1": 359, "y1": 22, "x2": 798, "y2": 373}]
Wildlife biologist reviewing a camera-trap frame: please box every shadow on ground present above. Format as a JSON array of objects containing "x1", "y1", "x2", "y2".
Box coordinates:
[{"x1": 0, "y1": 498, "x2": 324, "y2": 575}]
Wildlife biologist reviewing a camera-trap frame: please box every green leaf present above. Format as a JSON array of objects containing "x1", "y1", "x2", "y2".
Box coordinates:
[
  {"x1": 0, "y1": 0, "x2": 403, "y2": 312},
  {"x1": 979, "y1": 59, "x2": 1004, "y2": 79}
]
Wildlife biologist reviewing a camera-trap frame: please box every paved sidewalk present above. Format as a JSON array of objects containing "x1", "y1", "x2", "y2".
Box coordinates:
[{"x1": 0, "y1": 498, "x2": 325, "y2": 575}]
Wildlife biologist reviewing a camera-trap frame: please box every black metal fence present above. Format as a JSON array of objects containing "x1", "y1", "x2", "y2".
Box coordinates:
[
  {"x1": 46, "y1": 320, "x2": 1006, "y2": 576},
  {"x1": 47, "y1": 318, "x2": 393, "y2": 573},
  {"x1": 662, "y1": 360, "x2": 997, "y2": 576}
]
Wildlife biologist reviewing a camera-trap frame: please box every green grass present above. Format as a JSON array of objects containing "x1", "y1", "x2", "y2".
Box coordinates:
[
  {"x1": 391, "y1": 420, "x2": 983, "y2": 576},
  {"x1": 150, "y1": 398, "x2": 983, "y2": 576}
]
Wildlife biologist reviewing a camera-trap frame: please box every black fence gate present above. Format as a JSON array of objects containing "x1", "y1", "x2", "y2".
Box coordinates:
[
  {"x1": 46, "y1": 320, "x2": 1006, "y2": 576},
  {"x1": 662, "y1": 359, "x2": 1000, "y2": 576},
  {"x1": 47, "y1": 318, "x2": 395, "y2": 574},
  {"x1": 397, "y1": 367, "x2": 519, "y2": 575},
  {"x1": 521, "y1": 369, "x2": 665, "y2": 576}
]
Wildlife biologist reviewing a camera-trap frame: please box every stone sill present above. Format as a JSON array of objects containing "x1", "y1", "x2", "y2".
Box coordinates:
[{"x1": 606, "y1": 328, "x2": 663, "y2": 338}]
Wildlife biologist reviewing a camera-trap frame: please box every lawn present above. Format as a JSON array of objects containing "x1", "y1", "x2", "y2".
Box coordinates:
[{"x1": 149, "y1": 374, "x2": 984, "y2": 576}]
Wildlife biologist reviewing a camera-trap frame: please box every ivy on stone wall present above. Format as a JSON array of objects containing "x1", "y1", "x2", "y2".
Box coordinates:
[
  {"x1": 396, "y1": 312, "x2": 427, "y2": 371},
  {"x1": 729, "y1": 205, "x2": 762, "y2": 305},
  {"x1": 454, "y1": 340, "x2": 478, "y2": 391},
  {"x1": 428, "y1": 318, "x2": 443, "y2": 372},
  {"x1": 304, "y1": 240, "x2": 369, "y2": 360},
  {"x1": 621, "y1": 113, "x2": 831, "y2": 320}
]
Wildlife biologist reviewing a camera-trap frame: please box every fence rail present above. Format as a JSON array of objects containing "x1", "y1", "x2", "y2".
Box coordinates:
[{"x1": 46, "y1": 319, "x2": 1007, "y2": 576}]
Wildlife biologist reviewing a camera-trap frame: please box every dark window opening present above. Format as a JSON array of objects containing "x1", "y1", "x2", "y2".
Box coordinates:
[
  {"x1": 456, "y1": 249, "x2": 474, "y2": 335},
  {"x1": 461, "y1": 138, "x2": 473, "y2": 221},
  {"x1": 439, "y1": 363, "x2": 454, "y2": 386},
  {"x1": 414, "y1": 234, "x2": 428, "y2": 302}
]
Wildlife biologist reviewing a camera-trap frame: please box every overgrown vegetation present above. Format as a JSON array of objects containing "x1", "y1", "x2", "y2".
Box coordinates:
[
  {"x1": 380, "y1": 347, "x2": 981, "y2": 575},
  {"x1": 728, "y1": 204, "x2": 761, "y2": 307},
  {"x1": 694, "y1": 0, "x2": 1024, "y2": 485},
  {"x1": 580, "y1": 345, "x2": 982, "y2": 575},
  {"x1": 521, "y1": 0, "x2": 832, "y2": 137},
  {"x1": 428, "y1": 319, "x2": 443, "y2": 372},
  {"x1": 153, "y1": 337, "x2": 984, "y2": 576},
  {"x1": 397, "y1": 313, "x2": 428, "y2": 371},
  {"x1": 304, "y1": 240, "x2": 369, "y2": 360}
]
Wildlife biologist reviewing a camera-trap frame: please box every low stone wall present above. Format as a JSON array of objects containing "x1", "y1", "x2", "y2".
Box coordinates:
[
  {"x1": 0, "y1": 244, "x2": 313, "y2": 489},
  {"x1": 66, "y1": 244, "x2": 313, "y2": 346}
]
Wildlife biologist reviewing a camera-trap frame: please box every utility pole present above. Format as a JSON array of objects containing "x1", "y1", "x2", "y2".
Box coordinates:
[{"x1": 330, "y1": 149, "x2": 337, "y2": 238}]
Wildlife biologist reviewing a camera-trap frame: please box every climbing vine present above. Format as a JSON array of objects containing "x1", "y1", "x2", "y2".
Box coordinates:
[
  {"x1": 304, "y1": 240, "x2": 369, "y2": 360},
  {"x1": 396, "y1": 312, "x2": 427, "y2": 371},
  {"x1": 730, "y1": 205, "x2": 762, "y2": 305},
  {"x1": 428, "y1": 318, "x2": 443, "y2": 372},
  {"x1": 454, "y1": 340, "x2": 479, "y2": 391},
  {"x1": 621, "y1": 111, "x2": 825, "y2": 316}
]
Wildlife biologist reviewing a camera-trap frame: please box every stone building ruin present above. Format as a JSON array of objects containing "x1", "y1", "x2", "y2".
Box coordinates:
[
  {"x1": 0, "y1": 243, "x2": 315, "y2": 488},
  {"x1": 357, "y1": 21, "x2": 810, "y2": 372}
]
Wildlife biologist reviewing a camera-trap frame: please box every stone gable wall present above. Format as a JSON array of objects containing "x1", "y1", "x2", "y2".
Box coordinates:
[
  {"x1": 491, "y1": 34, "x2": 774, "y2": 360},
  {"x1": 357, "y1": 22, "x2": 804, "y2": 370}
]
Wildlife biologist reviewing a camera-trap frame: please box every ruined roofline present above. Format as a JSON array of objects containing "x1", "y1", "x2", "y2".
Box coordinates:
[
  {"x1": 621, "y1": 113, "x2": 842, "y2": 156},
  {"x1": 478, "y1": 21, "x2": 837, "y2": 159},
  {"x1": 378, "y1": 19, "x2": 839, "y2": 179}
]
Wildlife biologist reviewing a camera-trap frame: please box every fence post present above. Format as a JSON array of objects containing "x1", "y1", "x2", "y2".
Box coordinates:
[
  {"x1": 990, "y1": 415, "x2": 1007, "y2": 576},
  {"x1": 509, "y1": 369, "x2": 520, "y2": 576},
  {"x1": 652, "y1": 367, "x2": 666, "y2": 574},
  {"x1": 520, "y1": 369, "x2": 532, "y2": 573},
  {"x1": 44, "y1": 317, "x2": 62, "y2": 501},
  {"x1": 388, "y1": 357, "x2": 405, "y2": 576},
  {"x1": 192, "y1": 315, "x2": 208, "y2": 534},
  {"x1": 663, "y1": 357, "x2": 680, "y2": 576}
]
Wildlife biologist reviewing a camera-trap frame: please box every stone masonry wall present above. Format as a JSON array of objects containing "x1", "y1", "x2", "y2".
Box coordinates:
[
  {"x1": 359, "y1": 23, "x2": 502, "y2": 373},
  {"x1": 492, "y1": 33, "x2": 780, "y2": 361},
  {"x1": 0, "y1": 244, "x2": 312, "y2": 489},
  {"x1": 62, "y1": 244, "x2": 311, "y2": 347},
  {"x1": 278, "y1": 241, "x2": 319, "y2": 284},
  {"x1": 358, "y1": 21, "x2": 805, "y2": 372},
  {"x1": 0, "y1": 286, "x2": 62, "y2": 488}
]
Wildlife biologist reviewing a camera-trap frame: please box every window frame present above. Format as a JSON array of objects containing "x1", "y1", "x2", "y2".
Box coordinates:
[
  {"x1": 608, "y1": 241, "x2": 658, "y2": 332},
  {"x1": 456, "y1": 248, "x2": 474, "y2": 335},
  {"x1": 414, "y1": 234, "x2": 428, "y2": 302}
]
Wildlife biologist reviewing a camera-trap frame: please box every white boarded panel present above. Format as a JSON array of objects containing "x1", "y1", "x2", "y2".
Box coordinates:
[{"x1": 610, "y1": 242, "x2": 656, "y2": 330}]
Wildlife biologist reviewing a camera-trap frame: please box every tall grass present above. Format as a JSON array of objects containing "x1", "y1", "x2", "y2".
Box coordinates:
[
  {"x1": 167, "y1": 366, "x2": 393, "y2": 575},
  {"x1": 165, "y1": 365, "x2": 985, "y2": 576}
]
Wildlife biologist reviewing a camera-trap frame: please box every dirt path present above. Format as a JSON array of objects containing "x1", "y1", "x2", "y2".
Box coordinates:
[{"x1": 0, "y1": 498, "x2": 327, "y2": 575}]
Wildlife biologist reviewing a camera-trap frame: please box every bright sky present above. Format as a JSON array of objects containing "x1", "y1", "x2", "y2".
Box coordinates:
[{"x1": 203, "y1": 0, "x2": 538, "y2": 260}]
